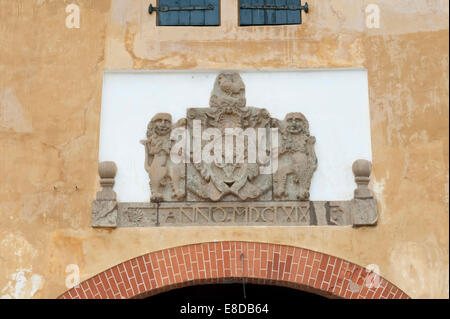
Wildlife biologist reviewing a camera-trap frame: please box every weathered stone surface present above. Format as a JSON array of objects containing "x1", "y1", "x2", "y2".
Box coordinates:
[
  {"x1": 351, "y1": 198, "x2": 378, "y2": 226},
  {"x1": 98, "y1": 72, "x2": 378, "y2": 227},
  {"x1": 139, "y1": 72, "x2": 317, "y2": 202},
  {"x1": 141, "y1": 113, "x2": 186, "y2": 202},
  {"x1": 114, "y1": 198, "x2": 375, "y2": 227},
  {"x1": 92, "y1": 161, "x2": 118, "y2": 227},
  {"x1": 273, "y1": 112, "x2": 318, "y2": 200},
  {"x1": 116, "y1": 201, "x2": 350, "y2": 227},
  {"x1": 95, "y1": 161, "x2": 117, "y2": 201},
  {"x1": 350, "y1": 159, "x2": 377, "y2": 225},
  {"x1": 353, "y1": 159, "x2": 373, "y2": 199},
  {"x1": 186, "y1": 72, "x2": 273, "y2": 201},
  {"x1": 93, "y1": 155, "x2": 378, "y2": 227},
  {"x1": 92, "y1": 200, "x2": 118, "y2": 228}
]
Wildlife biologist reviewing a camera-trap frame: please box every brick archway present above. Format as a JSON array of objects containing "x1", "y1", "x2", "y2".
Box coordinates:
[{"x1": 59, "y1": 241, "x2": 409, "y2": 299}]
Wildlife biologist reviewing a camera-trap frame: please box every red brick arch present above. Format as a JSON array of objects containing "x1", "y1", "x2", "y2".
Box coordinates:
[{"x1": 59, "y1": 241, "x2": 409, "y2": 299}]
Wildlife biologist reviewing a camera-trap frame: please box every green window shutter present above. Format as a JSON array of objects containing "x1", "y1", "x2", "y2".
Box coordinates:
[
  {"x1": 157, "y1": 0, "x2": 220, "y2": 26},
  {"x1": 239, "y1": 0, "x2": 308, "y2": 26}
]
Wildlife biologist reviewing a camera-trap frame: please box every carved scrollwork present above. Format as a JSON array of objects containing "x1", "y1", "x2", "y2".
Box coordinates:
[{"x1": 126, "y1": 208, "x2": 144, "y2": 224}]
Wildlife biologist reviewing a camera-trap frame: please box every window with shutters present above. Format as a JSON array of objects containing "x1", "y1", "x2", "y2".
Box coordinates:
[
  {"x1": 155, "y1": 0, "x2": 220, "y2": 26},
  {"x1": 239, "y1": 0, "x2": 308, "y2": 26}
]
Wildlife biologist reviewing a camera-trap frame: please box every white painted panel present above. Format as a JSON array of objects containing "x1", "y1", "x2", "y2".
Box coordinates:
[{"x1": 99, "y1": 70, "x2": 372, "y2": 202}]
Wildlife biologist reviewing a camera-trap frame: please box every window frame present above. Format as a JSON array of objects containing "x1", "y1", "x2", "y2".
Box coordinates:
[
  {"x1": 156, "y1": 0, "x2": 221, "y2": 27},
  {"x1": 238, "y1": 0, "x2": 307, "y2": 26}
]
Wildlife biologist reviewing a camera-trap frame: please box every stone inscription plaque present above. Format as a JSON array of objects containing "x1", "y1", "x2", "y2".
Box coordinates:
[{"x1": 119, "y1": 201, "x2": 314, "y2": 227}]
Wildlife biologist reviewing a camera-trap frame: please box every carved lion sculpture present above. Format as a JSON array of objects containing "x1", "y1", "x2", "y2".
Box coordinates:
[
  {"x1": 209, "y1": 72, "x2": 246, "y2": 109},
  {"x1": 141, "y1": 113, "x2": 185, "y2": 202},
  {"x1": 273, "y1": 112, "x2": 317, "y2": 200}
]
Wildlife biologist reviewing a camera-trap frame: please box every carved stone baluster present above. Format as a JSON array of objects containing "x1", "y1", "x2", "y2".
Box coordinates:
[
  {"x1": 92, "y1": 161, "x2": 118, "y2": 228},
  {"x1": 351, "y1": 159, "x2": 378, "y2": 226},
  {"x1": 352, "y1": 159, "x2": 373, "y2": 199}
]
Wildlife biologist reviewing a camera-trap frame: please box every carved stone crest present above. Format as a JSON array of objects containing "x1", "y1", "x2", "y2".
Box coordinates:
[
  {"x1": 186, "y1": 72, "x2": 273, "y2": 201},
  {"x1": 93, "y1": 72, "x2": 378, "y2": 228}
]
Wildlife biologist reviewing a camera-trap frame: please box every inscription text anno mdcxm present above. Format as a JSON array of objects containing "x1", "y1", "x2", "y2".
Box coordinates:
[{"x1": 119, "y1": 202, "x2": 317, "y2": 227}]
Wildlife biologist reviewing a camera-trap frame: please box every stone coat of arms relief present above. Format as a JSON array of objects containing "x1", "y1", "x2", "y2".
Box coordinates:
[
  {"x1": 92, "y1": 72, "x2": 378, "y2": 228},
  {"x1": 186, "y1": 72, "x2": 274, "y2": 202}
]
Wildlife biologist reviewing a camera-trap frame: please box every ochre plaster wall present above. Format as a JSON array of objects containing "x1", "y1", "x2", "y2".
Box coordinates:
[{"x1": 0, "y1": 0, "x2": 448, "y2": 298}]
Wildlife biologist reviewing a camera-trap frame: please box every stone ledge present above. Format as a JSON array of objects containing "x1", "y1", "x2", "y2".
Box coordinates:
[{"x1": 92, "y1": 199, "x2": 377, "y2": 227}]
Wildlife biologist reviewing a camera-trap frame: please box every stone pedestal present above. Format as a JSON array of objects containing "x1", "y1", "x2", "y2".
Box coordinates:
[{"x1": 92, "y1": 161, "x2": 118, "y2": 228}]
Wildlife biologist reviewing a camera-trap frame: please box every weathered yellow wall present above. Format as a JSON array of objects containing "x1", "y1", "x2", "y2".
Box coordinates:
[{"x1": 0, "y1": 0, "x2": 448, "y2": 298}]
